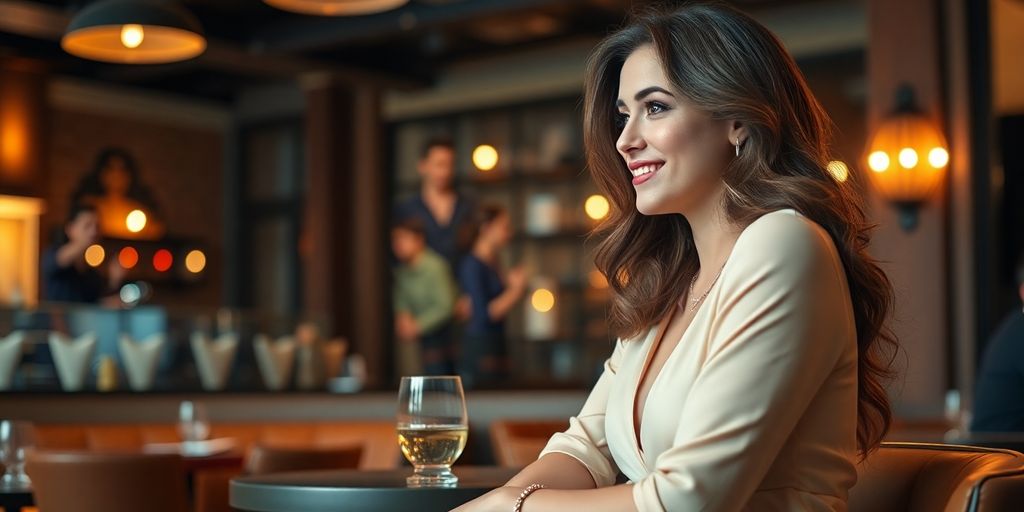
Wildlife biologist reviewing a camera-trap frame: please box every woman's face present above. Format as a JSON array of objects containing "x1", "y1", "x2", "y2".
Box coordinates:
[
  {"x1": 100, "y1": 156, "x2": 131, "y2": 195},
  {"x1": 484, "y1": 212, "x2": 512, "y2": 247},
  {"x1": 615, "y1": 45, "x2": 733, "y2": 216},
  {"x1": 67, "y1": 211, "x2": 99, "y2": 245}
]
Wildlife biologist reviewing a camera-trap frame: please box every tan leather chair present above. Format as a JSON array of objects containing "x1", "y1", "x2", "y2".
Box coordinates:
[
  {"x1": 850, "y1": 442, "x2": 1024, "y2": 512},
  {"x1": 489, "y1": 419, "x2": 566, "y2": 467},
  {"x1": 25, "y1": 451, "x2": 187, "y2": 512},
  {"x1": 244, "y1": 443, "x2": 363, "y2": 474}
]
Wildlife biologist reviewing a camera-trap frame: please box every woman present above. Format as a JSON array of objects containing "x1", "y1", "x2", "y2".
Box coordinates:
[
  {"x1": 41, "y1": 204, "x2": 124, "y2": 304},
  {"x1": 72, "y1": 147, "x2": 165, "y2": 239},
  {"x1": 457, "y1": 205, "x2": 527, "y2": 389},
  {"x1": 455, "y1": 4, "x2": 896, "y2": 511}
]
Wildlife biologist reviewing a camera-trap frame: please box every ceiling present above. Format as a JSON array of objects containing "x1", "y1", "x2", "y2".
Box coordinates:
[{"x1": 0, "y1": 0, "x2": 820, "y2": 102}]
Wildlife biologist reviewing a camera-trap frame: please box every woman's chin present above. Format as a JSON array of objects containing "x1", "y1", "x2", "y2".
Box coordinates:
[{"x1": 635, "y1": 197, "x2": 672, "y2": 216}]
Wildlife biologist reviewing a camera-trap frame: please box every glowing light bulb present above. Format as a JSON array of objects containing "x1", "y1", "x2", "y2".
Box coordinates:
[
  {"x1": 185, "y1": 250, "x2": 207, "y2": 273},
  {"x1": 868, "y1": 151, "x2": 890, "y2": 173},
  {"x1": 531, "y1": 288, "x2": 555, "y2": 313},
  {"x1": 84, "y1": 244, "x2": 105, "y2": 267},
  {"x1": 126, "y1": 209, "x2": 147, "y2": 233},
  {"x1": 120, "y1": 24, "x2": 144, "y2": 49},
  {"x1": 153, "y1": 249, "x2": 173, "y2": 272},
  {"x1": 584, "y1": 194, "x2": 610, "y2": 220},
  {"x1": 472, "y1": 144, "x2": 498, "y2": 171},
  {"x1": 928, "y1": 147, "x2": 949, "y2": 168},
  {"x1": 118, "y1": 247, "x2": 139, "y2": 269},
  {"x1": 898, "y1": 148, "x2": 918, "y2": 169}
]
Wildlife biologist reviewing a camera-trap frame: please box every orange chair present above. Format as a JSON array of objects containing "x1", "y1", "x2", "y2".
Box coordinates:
[
  {"x1": 25, "y1": 451, "x2": 187, "y2": 512},
  {"x1": 849, "y1": 442, "x2": 1024, "y2": 512},
  {"x1": 244, "y1": 443, "x2": 363, "y2": 474},
  {"x1": 489, "y1": 419, "x2": 566, "y2": 467}
]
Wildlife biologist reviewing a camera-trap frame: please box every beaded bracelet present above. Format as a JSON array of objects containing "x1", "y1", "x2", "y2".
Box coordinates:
[{"x1": 513, "y1": 483, "x2": 546, "y2": 512}]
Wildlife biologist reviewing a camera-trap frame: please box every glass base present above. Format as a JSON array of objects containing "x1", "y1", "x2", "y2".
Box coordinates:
[
  {"x1": 1, "y1": 472, "x2": 31, "y2": 489},
  {"x1": 406, "y1": 466, "x2": 458, "y2": 488}
]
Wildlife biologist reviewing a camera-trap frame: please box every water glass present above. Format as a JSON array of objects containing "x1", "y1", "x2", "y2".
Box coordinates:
[
  {"x1": 178, "y1": 400, "x2": 210, "y2": 444},
  {"x1": 0, "y1": 420, "x2": 34, "y2": 488},
  {"x1": 396, "y1": 376, "x2": 468, "y2": 487}
]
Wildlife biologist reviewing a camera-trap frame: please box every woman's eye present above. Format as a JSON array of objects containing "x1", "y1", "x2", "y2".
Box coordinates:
[{"x1": 646, "y1": 102, "x2": 668, "y2": 115}]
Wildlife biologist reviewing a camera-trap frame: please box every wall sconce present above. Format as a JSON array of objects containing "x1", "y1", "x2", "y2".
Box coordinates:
[
  {"x1": 865, "y1": 84, "x2": 949, "y2": 231},
  {"x1": 62, "y1": 0, "x2": 206, "y2": 64},
  {"x1": 264, "y1": 0, "x2": 408, "y2": 16}
]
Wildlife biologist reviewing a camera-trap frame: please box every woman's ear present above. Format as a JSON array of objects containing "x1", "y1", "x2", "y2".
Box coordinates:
[{"x1": 727, "y1": 120, "x2": 749, "y2": 147}]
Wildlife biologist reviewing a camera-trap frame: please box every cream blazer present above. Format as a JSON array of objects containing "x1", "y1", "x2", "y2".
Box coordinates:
[{"x1": 541, "y1": 209, "x2": 859, "y2": 511}]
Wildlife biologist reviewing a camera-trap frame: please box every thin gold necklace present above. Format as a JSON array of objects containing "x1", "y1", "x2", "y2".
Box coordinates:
[{"x1": 680, "y1": 264, "x2": 726, "y2": 312}]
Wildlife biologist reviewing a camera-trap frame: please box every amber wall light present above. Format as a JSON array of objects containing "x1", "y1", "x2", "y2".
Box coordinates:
[
  {"x1": 865, "y1": 84, "x2": 948, "y2": 231},
  {"x1": 62, "y1": 0, "x2": 206, "y2": 64}
]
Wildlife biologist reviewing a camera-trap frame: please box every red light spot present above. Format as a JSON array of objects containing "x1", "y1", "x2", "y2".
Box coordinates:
[
  {"x1": 118, "y1": 247, "x2": 139, "y2": 269},
  {"x1": 153, "y1": 249, "x2": 173, "y2": 272}
]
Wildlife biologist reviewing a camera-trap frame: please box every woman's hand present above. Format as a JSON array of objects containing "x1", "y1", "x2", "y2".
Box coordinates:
[{"x1": 450, "y1": 485, "x2": 522, "y2": 512}]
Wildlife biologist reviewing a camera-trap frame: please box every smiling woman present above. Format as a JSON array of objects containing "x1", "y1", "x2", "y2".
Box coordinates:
[{"x1": 453, "y1": 3, "x2": 898, "y2": 512}]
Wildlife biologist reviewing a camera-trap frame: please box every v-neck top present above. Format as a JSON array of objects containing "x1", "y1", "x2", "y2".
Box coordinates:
[{"x1": 540, "y1": 210, "x2": 859, "y2": 511}]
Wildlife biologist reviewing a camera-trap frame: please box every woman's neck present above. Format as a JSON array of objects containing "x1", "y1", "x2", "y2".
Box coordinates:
[{"x1": 685, "y1": 189, "x2": 741, "y2": 272}]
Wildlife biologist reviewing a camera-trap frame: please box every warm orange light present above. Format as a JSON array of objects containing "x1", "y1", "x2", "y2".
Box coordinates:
[
  {"x1": 472, "y1": 144, "x2": 499, "y2": 171},
  {"x1": 118, "y1": 247, "x2": 139, "y2": 269},
  {"x1": 584, "y1": 194, "x2": 610, "y2": 220},
  {"x1": 928, "y1": 147, "x2": 949, "y2": 168},
  {"x1": 126, "y1": 209, "x2": 147, "y2": 233},
  {"x1": 868, "y1": 151, "x2": 890, "y2": 173},
  {"x1": 865, "y1": 85, "x2": 949, "y2": 231},
  {"x1": 531, "y1": 288, "x2": 555, "y2": 313},
  {"x1": 898, "y1": 148, "x2": 918, "y2": 169},
  {"x1": 84, "y1": 244, "x2": 105, "y2": 267},
  {"x1": 588, "y1": 270, "x2": 609, "y2": 290},
  {"x1": 185, "y1": 250, "x2": 206, "y2": 273},
  {"x1": 153, "y1": 249, "x2": 173, "y2": 272},
  {"x1": 120, "y1": 24, "x2": 144, "y2": 48}
]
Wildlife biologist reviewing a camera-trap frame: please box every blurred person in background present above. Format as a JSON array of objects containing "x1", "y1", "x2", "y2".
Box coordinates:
[
  {"x1": 457, "y1": 204, "x2": 527, "y2": 389},
  {"x1": 972, "y1": 253, "x2": 1024, "y2": 432},
  {"x1": 394, "y1": 136, "x2": 476, "y2": 272},
  {"x1": 392, "y1": 217, "x2": 458, "y2": 377},
  {"x1": 41, "y1": 204, "x2": 124, "y2": 305}
]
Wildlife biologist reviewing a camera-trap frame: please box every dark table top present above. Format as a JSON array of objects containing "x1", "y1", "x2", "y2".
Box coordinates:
[{"x1": 231, "y1": 466, "x2": 520, "y2": 512}]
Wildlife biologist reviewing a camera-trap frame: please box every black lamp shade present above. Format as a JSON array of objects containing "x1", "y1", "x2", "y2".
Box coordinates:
[{"x1": 62, "y1": 0, "x2": 206, "y2": 64}]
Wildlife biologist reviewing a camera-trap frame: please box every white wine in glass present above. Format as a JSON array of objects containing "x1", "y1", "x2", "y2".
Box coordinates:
[{"x1": 396, "y1": 376, "x2": 468, "y2": 487}]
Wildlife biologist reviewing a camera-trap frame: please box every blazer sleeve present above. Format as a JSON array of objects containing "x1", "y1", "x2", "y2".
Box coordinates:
[
  {"x1": 538, "y1": 339, "x2": 625, "y2": 488},
  {"x1": 631, "y1": 213, "x2": 854, "y2": 511}
]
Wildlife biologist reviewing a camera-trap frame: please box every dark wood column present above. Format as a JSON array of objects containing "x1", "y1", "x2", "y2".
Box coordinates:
[{"x1": 302, "y1": 76, "x2": 387, "y2": 388}]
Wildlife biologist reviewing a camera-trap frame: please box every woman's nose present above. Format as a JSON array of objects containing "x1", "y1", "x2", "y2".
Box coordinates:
[{"x1": 616, "y1": 118, "x2": 645, "y2": 156}]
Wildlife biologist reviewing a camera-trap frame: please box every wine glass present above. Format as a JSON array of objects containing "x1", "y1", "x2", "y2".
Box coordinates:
[
  {"x1": 0, "y1": 420, "x2": 34, "y2": 488},
  {"x1": 177, "y1": 401, "x2": 210, "y2": 453},
  {"x1": 396, "y1": 376, "x2": 468, "y2": 487}
]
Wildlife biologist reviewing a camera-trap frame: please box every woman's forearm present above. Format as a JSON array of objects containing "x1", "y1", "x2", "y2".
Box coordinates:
[
  {"x1": 506, "y1": 452, "x2": 597, "y2": 490},
  {"x1": 487, "y1": 286, "x2": 523, "y2": 321},
  {"x1": 519, "y1": 485, "x2": 637, "y2": 512}
]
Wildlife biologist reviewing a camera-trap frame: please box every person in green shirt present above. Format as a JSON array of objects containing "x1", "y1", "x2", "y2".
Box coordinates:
[{"x1": 392, "y1": 217, "x2": 458, "y2": 376}]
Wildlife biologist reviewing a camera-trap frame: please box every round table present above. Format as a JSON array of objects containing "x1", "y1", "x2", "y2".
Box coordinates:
[{"x1": 231, "y1": 466, "x2": 519, "y2": 512}]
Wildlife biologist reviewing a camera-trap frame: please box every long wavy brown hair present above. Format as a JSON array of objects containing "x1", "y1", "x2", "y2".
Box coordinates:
[{"x1": 585, "y1": 2, "x2": 898, "y2": 456}]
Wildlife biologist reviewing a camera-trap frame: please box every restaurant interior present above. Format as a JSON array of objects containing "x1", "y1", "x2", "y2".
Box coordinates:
[{"x1": 0, "y1": 0, "x2": 1023, "y2": 510}]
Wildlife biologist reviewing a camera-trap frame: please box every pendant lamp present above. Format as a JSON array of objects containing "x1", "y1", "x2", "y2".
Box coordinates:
[
  {"x1": 263, "y1": 0, "x2": 409, "y2": 16},
  {"x1": 62, "y1": 0, "x2": 206, "y2": 64}
]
